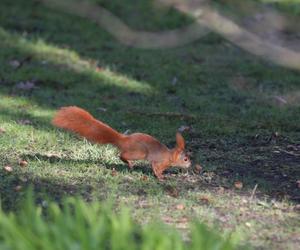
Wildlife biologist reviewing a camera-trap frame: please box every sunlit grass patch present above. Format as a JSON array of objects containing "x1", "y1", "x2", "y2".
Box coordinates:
[{"x1": 0, "y1": 27, "x2": 152, "y2": 94}]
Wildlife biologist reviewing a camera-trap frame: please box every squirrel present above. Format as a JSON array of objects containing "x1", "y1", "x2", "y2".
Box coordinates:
[{"x1": 52, "y1": 106, "x2": 191, "y2": 180}]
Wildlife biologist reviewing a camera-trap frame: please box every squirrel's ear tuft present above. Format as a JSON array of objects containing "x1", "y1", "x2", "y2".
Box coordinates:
[{"x1": 176, "y1": 132, "x2": 185, "y2": 150}]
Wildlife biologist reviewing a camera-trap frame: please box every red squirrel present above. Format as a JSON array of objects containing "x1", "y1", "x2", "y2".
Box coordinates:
[{"x1": 52, "y1": 106, "x2": 191, "y2": 179}]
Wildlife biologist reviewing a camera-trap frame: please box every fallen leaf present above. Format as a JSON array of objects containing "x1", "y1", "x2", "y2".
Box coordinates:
[
  {"x1": 111, "y1": 167, "x2": 117, "y2": 177},
  {"x1": 4, "y1": 165, "x2": 13, "y2": 172},
  {"x1": 217, "y1": 186, "x2": 225, "y2": 195},
  {"x1": 177, "y1": 217, "x2": 188, "y2": 223},
  {"x1": 219, "y1": 216, "x2": 228, "y2": 223},
  {"x1": 234, "y1": 181, "x2": 243, "y2": 189},
  {"x1": 257, "y1": 201, "x2": 270, "y2": 208},
  {"x1": 97, "y1": 107, "x2": 107, "y2": 112},
  {"x1": 123, "y1": 175, "x2": 134, "y2": 181},
  {"x1": 15, "y1": 81, "x2": 36, "y2": 91},
  {"x1": 95, "y1": 66, "x2": 103, "y2": 72},
  {"x1": 18, "y1": 119, "x2": 32, "y2": 125},
  {"x1": 46, "y1": 153, "x2": 61, "y2": 158},
  {"x1": 171, "y1": 77, "x2": 178, "y2": 86},
  {"x1": 9, "y1": 57, "x2": 31, "y2": 69},
  {"x1": 176, "y1": 204, "x2": 185, "y2": 210},
  {"x1": 0, "y1": 128, "x2": 5, "y2": 134},
  {"x1": 41, "y1": 200, "x2": 48, "y2": 208},
  {"x1": 9, "y1": 60, "x2": 21, "y2": 69},
  {"x1": 242, "y1": 198, "x2": 248, "y2": 204},
  {"x1": 273, "y1": 95, "x2": 288, "y2": 106},
  {"x1": 199, "y1": 195, "x2": 211, "y2": 204},
  {"x1": 193, "y1": 164, "x2": 202, "y2": 174},
  {"x1": 141, "y1": 175, "x2": 148, "y2": 181},
  {"x1": 245, "y1": 222, "x2": 252, "y2": 228},
  {"x1": 19, "y1": 177, "x2": 28, "y2": 183},
  {"x1": 19, "y1": 160, "x2": 28, "y2": 167},
  {"x1": 165, "y1": 185, "x2": 179, "y2": 198},
  {"x1": 162, "y1": 216, "x2": 174, "y2": 223},
  {"x1": 138, "y1": 200, "x2": 150, "y2": 208},
  {"x1": 14, "y1": 185, "x2": 22, "y2": 192},
  {"x1": 178, "y1": 125, "x2": 191, "y2": 133}
]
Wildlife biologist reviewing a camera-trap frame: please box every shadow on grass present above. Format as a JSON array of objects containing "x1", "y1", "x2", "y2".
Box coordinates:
[
  {"x1": 20, "y1": 144, "x2": 300, "y2": 203},
  {"x1": 192, "y1": 133, "x2": 300, "y2": 202},
  {"x1": 0, "y1": 26, "x2": 156, "y2": 133},
  {"x1": 0, "y1": 0, "x2": 300, "y2": 206},
  {"x1": 20, "y1": 151, "x2": 179, "y2": 176},
  {"x1": 0, "y1": 170, "x2": 94, "y2": 212},
  {"x1": 0, "y1": 156, "x2": 183, "y2": 212}
]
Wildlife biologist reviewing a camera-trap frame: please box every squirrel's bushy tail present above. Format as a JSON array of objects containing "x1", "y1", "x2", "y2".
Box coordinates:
[{"x1": 52, "y1": 106, "x2": 123, "y2": 145}]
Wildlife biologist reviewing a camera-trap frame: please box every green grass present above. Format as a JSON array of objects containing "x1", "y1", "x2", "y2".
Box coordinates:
[
  {"x1": 0, "y1": 193, "x2": 239, "y2": 250},
  {"x1": 0, "y1": 0, "x2": 300, "y2": 249}
]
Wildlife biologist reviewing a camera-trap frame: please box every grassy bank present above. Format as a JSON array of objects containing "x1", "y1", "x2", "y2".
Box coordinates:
[{"x1": 0, "y1": 0, "x2": 299, "y2": 249}]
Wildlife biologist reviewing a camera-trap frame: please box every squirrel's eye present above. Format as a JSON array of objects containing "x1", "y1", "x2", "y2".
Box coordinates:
[{"x1": 184, "y1": 157, "x2": 188, "y2": 161}]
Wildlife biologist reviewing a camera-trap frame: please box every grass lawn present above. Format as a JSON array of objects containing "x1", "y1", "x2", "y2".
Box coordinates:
[{"x1": 0, "y1": 0, "x2": 299, "y2": 249}]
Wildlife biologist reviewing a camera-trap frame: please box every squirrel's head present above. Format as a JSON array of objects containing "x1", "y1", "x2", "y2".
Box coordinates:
[{"x1": 171, "y1": 133, "x2": 191, "y2": 168}]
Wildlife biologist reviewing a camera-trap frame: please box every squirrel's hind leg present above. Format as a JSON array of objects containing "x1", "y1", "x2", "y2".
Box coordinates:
[
  {"x1": 120, "y1": 155, "x2": 134, "y2": 169},
  {"x1": 120, "y1": 150, "x2": 147, "y2": 170}
]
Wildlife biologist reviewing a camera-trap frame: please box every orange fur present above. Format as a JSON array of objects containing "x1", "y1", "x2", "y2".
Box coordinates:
[
  {"x1": 52, "y1": 106, "x2": 122, "y2": 144},
  {"x1": 52, "y1": 106, "x2": 191, "y2": 179}
]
